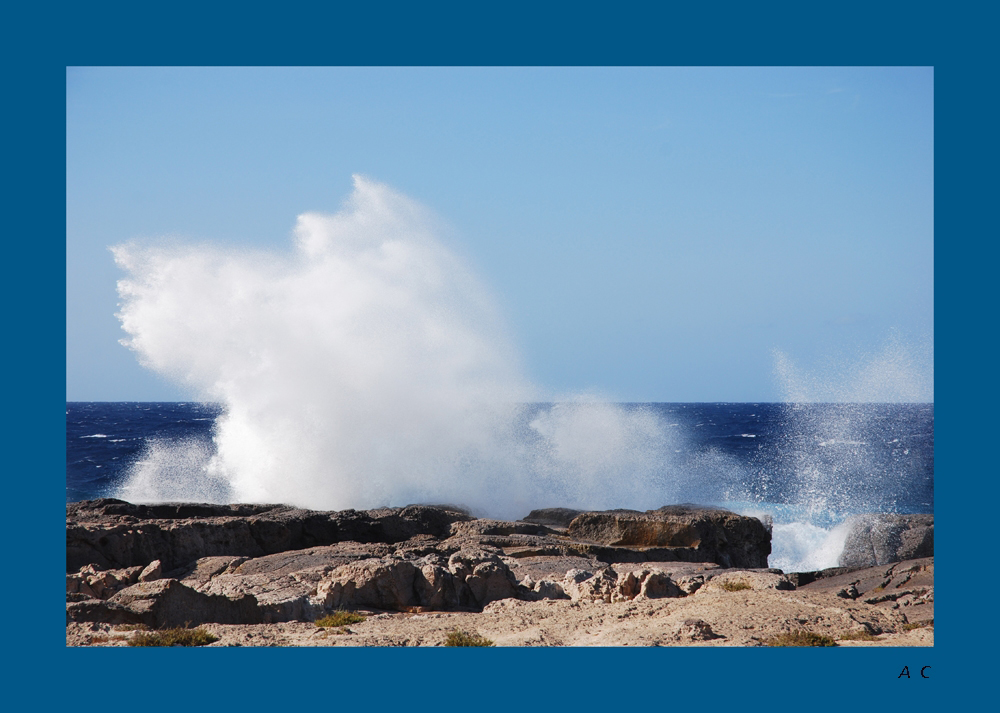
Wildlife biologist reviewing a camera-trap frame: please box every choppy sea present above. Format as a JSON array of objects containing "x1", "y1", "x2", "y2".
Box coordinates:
[{"x1": 66, "y1": 401, "x2": 932, "y2": 572}]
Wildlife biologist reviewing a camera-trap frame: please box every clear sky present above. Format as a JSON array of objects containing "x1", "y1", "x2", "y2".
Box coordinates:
[{"x1": 66, "y1": 66, "x2": 933, "y2": 402}]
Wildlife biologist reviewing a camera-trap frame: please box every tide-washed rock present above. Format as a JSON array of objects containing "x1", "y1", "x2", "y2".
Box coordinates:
[
  {"x1": 566, "y1": 505, "x2": 771, "y2": 568},
  {"x1": 838, "y1": 514, "x2": 933, "y2": 567}
]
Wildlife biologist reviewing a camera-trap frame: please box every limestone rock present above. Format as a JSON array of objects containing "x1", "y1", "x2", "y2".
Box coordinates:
[
  {"x1": 676, "y1": 619, "x2": 722, "y2": 641},
  {"x1": 449, "y1": 519, "x2": 556, "y2": 537},
  {"x1": 67, "y1": 578, "x2": 263, "y2": 627},
  {"x1": 839, "y1": 514, "x2": 933, "y2": 567},
  {"x1": 67, "y1": 499, "x2": 472, "y2": 573},
  {"x1": 66, "y1": 563, "x2": 144, "y2": 600},
  {"x1": 533, "y1": 580, "x2": 569, "y2": 600},
  {"x1": 522, "y1": 508, "x2": 584, "y2": 528},
  {"x1": 315, "y1": 547, "x2": 520, "y2": 612},
  {"x1": 701, "y1": 571, "x2": 795, "y2": 592},
  {"x1": 566, "y1": 505, "x2": 771, "y2": 568},
  {"x1": 138, "y1": 560, "x2": 162, "y2": 582}
]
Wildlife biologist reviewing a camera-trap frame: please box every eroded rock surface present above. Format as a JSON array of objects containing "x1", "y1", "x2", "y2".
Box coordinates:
[
  {"x1": 838, "y1": 514, "x2": 934, "y2": 567},
  {"x1": 65, "y1": 500, "x2": 933, "y2": 643},
  {"x1": 566, "y1": 505, "x2": 771, "y2": 568}
]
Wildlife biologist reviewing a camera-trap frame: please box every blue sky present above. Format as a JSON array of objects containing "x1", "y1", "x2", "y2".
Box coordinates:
[{"x1": 67, "y1": 66, "x2": 933, "y2": 402}]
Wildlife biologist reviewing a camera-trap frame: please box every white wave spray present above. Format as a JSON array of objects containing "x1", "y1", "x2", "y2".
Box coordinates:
[
  {"x1": 111, "y1": 176, "x2": 684, "y2": 518},
  {"x1": 757, "y1": 338, "x2": 933, "y2": 571}
]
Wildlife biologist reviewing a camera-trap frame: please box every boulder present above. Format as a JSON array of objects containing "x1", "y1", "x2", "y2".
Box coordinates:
[
  {"x1": 838, "y1": 514, "x2": 934, "y2": 567},
  {"x1": 316, "y1": 547, "x2": 520, "y2": 612},
  {"x1": 566, "y1": 505, "x2": 771, "y2": 568}
]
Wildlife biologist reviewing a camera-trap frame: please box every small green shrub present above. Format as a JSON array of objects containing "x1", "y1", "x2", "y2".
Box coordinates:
[
  {"x1": 838, "y1": 630, "x2": 879, "y2": 641},
  {"x1": 444, "y1": 630, "x2": 495, "y2": 647},
  {"x1": 315, "y1": 611, "x2": 366, "y2": 628},
  {"x1": 719, "y1": 580, "x2": 752, "y2": 592},
  {"x1": 763, "y1": 631, "x2": 837, "y2": 647},
  {"x1": 128, "y1": 627, "x2": 219, "y2": 647}
]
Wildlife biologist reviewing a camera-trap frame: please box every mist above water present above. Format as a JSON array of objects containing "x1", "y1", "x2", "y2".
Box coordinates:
[{"x1": 112, "y1": 177, "x2": 686, "y2": 517}]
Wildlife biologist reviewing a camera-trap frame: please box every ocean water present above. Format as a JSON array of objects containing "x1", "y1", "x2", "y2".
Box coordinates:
[{"x1": 66, "y1": 401, "x2": 933, "y2": 572}]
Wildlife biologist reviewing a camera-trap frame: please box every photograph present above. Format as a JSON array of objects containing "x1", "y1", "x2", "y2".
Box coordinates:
[{"x1": 65, "y1": 66, "x2": 934, "y2": 648}]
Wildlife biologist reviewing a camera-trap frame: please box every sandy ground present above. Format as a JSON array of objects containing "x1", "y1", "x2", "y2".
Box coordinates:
[{"x1": 66, "y1": 586, "x2": 933, "y2": 647}]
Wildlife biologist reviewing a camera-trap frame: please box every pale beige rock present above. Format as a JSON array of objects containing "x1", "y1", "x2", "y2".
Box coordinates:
[
  {"x1": 138, "y1": 560, "x2": 162, "y2": 582},
  {"x1": 700, "y1": 570, "x2": 795, "y2": 592},
  {"x1": 67, "y1": 583, "x2": 932, "y2": 647}
]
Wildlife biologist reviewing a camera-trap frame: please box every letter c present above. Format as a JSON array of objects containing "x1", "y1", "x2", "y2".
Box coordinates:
[{"x1": 921, "y1": 666, "x2": 931, "y2": 678}]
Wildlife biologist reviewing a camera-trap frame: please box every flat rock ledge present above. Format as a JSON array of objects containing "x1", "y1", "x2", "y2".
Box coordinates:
[{"x1": 66, "y1": 500, "x2": 933, "y2": 646}]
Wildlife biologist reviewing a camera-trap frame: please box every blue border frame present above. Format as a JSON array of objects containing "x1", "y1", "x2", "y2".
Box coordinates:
[{"x1": 8, "y1": 0, "x2": 987, "y2": 706}]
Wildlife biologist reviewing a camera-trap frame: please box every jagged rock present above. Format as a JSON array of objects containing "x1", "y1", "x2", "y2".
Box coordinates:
[
  {"x1": 561, "y1": 567, "x2": 618, "y2": 602},
  {"x1": 533, "y1": 580, "x2": 569, "y2": 600},
  {"x1": 66, "y1": 563, "x2": 144, "y2": 600},
  {"x1": 566, "y1": 505, "x2": 771, "y2": 568},
  {"x1": 448, "y1": 548, "x2": 521, "y2": 606},
  {"x1": 315, "y1": 547, "x2": 520, "y2": 612},
  {"x1": 839, "y1": 514, "x2": 934, "y2": 567},
  {"x1": 676, "y1": 619, "x2": 721, "y2": 641},
  {"x1": 673, "y1": 574, "x2": 706, "y2": 595},
  {"x1": 138, "y1": 560, "x2": 162, "y2": 582},
  {"x1": 637, "y1": 569, "x2": 683, "y2": 599},
  {"x1": 836, "y1": 585, "x2": 860, "y2": 599},
  {"x1": 66, "y1": 578, "x2": 263, "y2": 627},
  {"x1": 317, "y1": 556, "x2": 420, "y2": 612}
]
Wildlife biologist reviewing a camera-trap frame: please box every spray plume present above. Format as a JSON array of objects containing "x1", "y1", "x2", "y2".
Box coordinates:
[{"x1": 111, "y1": 176, "x2": 679, "y2": 517}]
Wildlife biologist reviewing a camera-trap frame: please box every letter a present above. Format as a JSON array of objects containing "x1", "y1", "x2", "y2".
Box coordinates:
[{"x1": 898, "y1": 666, "x2": 911, "y2": 678}]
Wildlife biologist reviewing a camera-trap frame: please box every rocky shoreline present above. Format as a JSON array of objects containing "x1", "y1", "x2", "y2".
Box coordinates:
[{"x1": 66, "y1": 499, "x2": 933, "y2": 646}]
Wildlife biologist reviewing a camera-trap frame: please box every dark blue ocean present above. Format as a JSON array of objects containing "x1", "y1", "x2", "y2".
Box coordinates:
[{"x1": 66, "y1": 402, "x2": 932, "y2": 571}]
